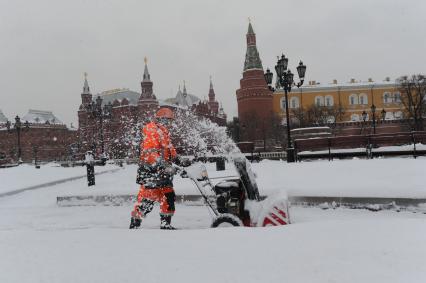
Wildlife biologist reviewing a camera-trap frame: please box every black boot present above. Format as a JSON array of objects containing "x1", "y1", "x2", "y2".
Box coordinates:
[
  {"x1": 160, "y1": 215, "x2": 176, "y2": 230},
  {"x1": 129, "y1": 217, "x2": 142, "y2": 229}
]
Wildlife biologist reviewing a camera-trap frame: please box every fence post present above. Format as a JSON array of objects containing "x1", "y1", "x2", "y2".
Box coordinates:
[
  {"x1": 366, "y1": 135, "x2": 372, "y2": 159},
  {"x1": 328, "y1": 138, "x2": 331, "y2": 161},
  {"x1": 411, "y1": 131, "x2": 417, "y2": 159},
  {"x1": 294, "y1": 142, "x2": 298, "y2": 162}
]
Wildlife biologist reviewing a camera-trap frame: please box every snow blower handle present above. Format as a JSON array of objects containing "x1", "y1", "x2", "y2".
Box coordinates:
[{"x1": 170, "y1": 164, "x2": 188, "y2": 178}]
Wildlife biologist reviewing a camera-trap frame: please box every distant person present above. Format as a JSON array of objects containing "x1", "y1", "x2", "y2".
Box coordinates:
[{"x1": 85, "y1": 151, "x2": 95, "y2": 186}]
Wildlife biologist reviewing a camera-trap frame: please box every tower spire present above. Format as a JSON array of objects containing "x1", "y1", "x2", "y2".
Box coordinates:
[
  {"x1": 143, "y1": 57, "x2": 151, "y2": 82},
  {"x1": 247, "y1": 17, "x2": 254, "y2": 35},
  {"x1": 81, "y1": 72, "x2": 92, "y2": 106},
  {"x1": 244, "y1": 21, "x2": 263, "y2": 71},
  {"x1": 140, "y1": 57, "x2": 155, "y2": 99},
  {"x1": 83, "y1": 72, "x2": 91, "y2": 94},
  {"x1": 182, "y1": 80, "x2": 187, "y2": 97},
  {"x1": 207, "y1": 76, "x2": 219, "y2": 114}
]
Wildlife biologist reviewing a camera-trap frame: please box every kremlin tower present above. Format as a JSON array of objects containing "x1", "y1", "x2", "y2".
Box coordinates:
[
  {"x1": 207, "y1": 77, "x2": 219, "y2": 115},
  {"x1": 138, "y1": 57, "x2": 159, "y2": 117},
  {"x1": 236, "y1": 21, "x2": 273, "y2": 142}
]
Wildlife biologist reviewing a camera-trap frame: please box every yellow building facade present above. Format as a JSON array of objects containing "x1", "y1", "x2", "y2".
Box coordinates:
[{"x1": 272, "y1": 79, "x2": 404, "y2": 123}]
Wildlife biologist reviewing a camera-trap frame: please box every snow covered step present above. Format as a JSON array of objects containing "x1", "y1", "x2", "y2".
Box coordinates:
[
  {"x1": 56, "y1": 194, "x2": 426, "y2": 213},
  {"x1": 56, "y1": 194, "x2": 214, "y2": 207}
]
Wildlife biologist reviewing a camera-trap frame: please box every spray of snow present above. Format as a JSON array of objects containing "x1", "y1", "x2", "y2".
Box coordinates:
[{"x1": 170, "y1": 109, "x2": 240, "y2": 157}]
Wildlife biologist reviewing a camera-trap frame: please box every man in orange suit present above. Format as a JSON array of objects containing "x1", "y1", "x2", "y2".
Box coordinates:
[{"x1": 130, "y1": 107, "x2": 178, "y2": 230}]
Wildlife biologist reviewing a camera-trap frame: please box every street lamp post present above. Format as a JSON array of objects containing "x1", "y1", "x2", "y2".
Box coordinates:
[
  {"x1": 362, "y1": 110, "x2": 368, "y2": 121},
  {"x1": 33, "y1": 146, "x2": 40, "y2": 169},
  {"x1": 6, "y1": 116, "x2": 29, "y2": 163},
  {"x1": 362, "y1": 110, "x2": 368, "y2": 133},
  {"x1": 90, "y1": 98, "x2": 112, "y2": 157},
  {"x1": 264, "y1": 55, "x2": 306, "y2": 163},
  {"x1": 371, "y1": 104, "x2": 376, "y2": 134}
]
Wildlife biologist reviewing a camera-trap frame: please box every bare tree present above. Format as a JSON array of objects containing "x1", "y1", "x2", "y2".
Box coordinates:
[
  {"x1": 292, "y1": 104, "x2": 345, "y2": 128},
  {"x1": 290, "y1": 107, "x2": 307, "y2": 127},
  {"x1": 397, "y1": 74, "x2": 426, "y2": 131}
]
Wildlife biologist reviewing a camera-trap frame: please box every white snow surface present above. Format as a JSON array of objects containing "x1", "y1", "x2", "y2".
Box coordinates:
[
  {"x1": 298, "y1": 143, "x2": 426, "y2": 155},
  {"x1": 32, "y1": 157, "x2": 426, "y2": 199},
  {"x1": 1, "y1": 218, "x2": 425, "y2": 283},
  {"x1": 1, "y1": 158, "x2": 426, "y2": 282},
  {"x1": 0, "y1": 163, "x2": 118, "y2": 195},
  {"x1": 252, "y1": 157, "x2": 426, "y2": 198}
]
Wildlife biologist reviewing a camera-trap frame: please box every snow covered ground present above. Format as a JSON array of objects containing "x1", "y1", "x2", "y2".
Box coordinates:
[
  {"x1": 253, "y1": 157, "x2": 426, "y2": 198},
  {"x1": 0, "y1": 163, "x2": 118, "y2": 195},
  {"x1": 298, "y1": 143, "x2": 426, "y2": 155},
  {"x1": 1, "y1": 158, "x2": 426, "y2": 282},
  {"x1": 32, "y1": 157, "x2": 426, "y2": 199}
]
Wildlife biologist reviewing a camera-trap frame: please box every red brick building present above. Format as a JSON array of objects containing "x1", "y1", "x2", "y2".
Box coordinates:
[
  {"x1": 164, "y1": 78, "x2": 227, "y2": 126},
  {"x1": 77, "y1": 60, "x2": 227, "y2": 160},
  {"x1": 77, "y1": 60, "x2": 159, "y2": 159},
  {"x1": 0, "y1": 110, "x2": 77, "y2": 163},
  {"x1": 236, "y1": 22, "x2": 274, "y2": 143}
]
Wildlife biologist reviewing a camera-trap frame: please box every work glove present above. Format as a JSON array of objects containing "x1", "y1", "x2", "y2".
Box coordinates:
[
  {"x1": 174, "y1": 156, "x2": 191, "y2": 167},
  {"x1": 179, "y1": 169, "x2": 188, "y2": 178},
  {"x1": 164, "y1": 165, "x2": 177, "y2": 176}
]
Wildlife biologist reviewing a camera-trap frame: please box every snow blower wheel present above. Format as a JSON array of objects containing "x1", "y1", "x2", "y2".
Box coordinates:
[{"x1": 211, "y1": 214, "x2": 243, "y2": 228}]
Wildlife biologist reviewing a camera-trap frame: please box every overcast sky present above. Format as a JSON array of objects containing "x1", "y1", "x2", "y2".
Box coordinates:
[{"x1": 1, "y1": 0, "x2": 425, "y2": 125}]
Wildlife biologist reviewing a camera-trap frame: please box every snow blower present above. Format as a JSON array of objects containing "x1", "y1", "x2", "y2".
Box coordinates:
[{"x1": 180, "y1": 156, "x2": 290, "y2": 228}]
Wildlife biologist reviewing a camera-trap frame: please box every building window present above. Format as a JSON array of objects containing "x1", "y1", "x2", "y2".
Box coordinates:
[
  {"x1": 394, "y1": 92, "x2": 401, "y2": 103},
  {"x1": 280, "y1": 97, "x2": 287, "y2": 110},
  {"x1": 383, "y1": 92, "x2": 391, "y2": 104},
  {"x1": 359, "y1": 93, "x2": 368, "y2": 105},
  {"x1": 349, "y1": 94, "x2": 358, "y2": 105},
  {"x1": 325, "y1": 95, "x2": 334, "y2": 107},
  {"x1": 315, "y1": 96, "x2": 324, "y2": 106},
  {"x1": 290, "y1": 97, "x2": 299, "y2": 109}
]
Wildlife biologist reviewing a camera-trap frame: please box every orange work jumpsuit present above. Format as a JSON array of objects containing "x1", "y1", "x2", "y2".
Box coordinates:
[{"x1": 132, "y1": 121, "x2": 177, "y2": 219}]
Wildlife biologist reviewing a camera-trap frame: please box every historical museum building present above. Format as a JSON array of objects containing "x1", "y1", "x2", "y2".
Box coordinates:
[{"x1": 78, "y1": 59, "x2": 227, "y2": 159}]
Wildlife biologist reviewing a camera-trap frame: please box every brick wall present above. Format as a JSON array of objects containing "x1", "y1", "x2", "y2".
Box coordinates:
[{"x1": 0, "y1": 125, "x2": 77, "y2": 163}]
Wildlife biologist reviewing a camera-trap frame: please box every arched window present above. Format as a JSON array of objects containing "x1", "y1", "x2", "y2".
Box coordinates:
[
  {"x1": 351, "y1": 114, "x2": 360, "y2": 121},
  {"x1": 349, "y1": 94, "x2": 358, "y2": 105},
  {"x1": 290, "y1": 97, "x2": 299, "y2": 109},
  {"x1": 383, "y1": 92, "x2": 391, "y2": 104},
  {"x1": 280, "y1": 97, "x2": 286, "y2": 110},
  {"x1": 359, "y1": 93, "x2": 368, "y2": 105},
  {"x1": 315, "y1": 96, "x2": 324, "y2": 106},
  {"x1": 393, "y1": 92, "x2": 401, "y2": 103},
  {"x1": 325, "y1": 95, "x2": 334, "y2": 107}
]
